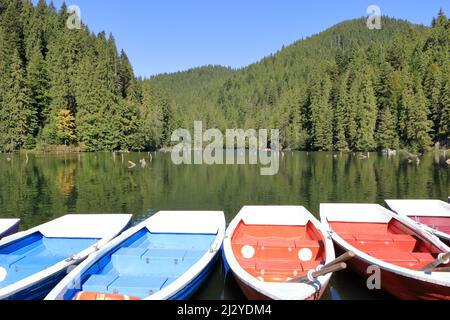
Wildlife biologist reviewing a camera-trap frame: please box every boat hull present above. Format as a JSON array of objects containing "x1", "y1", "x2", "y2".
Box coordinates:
[
  {"x1": 335, "y1": 244, "x2": 450, "y2": 300},
  {"x1": 0, "y1": 221, "x2": 20, "y2": 239},
  {"x1": 232, "y1": 272, "x2": 327, "y2": 300},
  {"x1": 169, "y1": 251, "x2": 220, "y2": 300},
  {"x1": 4, "y1": 268, "x2": 69, "y2": 300}
]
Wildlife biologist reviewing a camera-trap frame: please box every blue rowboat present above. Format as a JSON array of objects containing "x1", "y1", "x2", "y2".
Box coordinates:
[
  {"x1": 0, "y1": 214, "x2": 132, "y2": 300},
  {"x1": 45, "y1": 211, "x2": 225, "y2": 301},
  {"x1": 0, "y1": 219, "x2": 20, "y2": 239}
]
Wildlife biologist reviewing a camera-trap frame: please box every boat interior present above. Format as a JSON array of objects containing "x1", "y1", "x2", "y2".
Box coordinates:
[
  {"x1": 330, "y1": 219, "x2": 446, "y2": 270},
  {"x1": 67, "y1": 228, "x2": 216, "y2": 300},
  {"x1": 411, "y1": 216, "x2": 450, "y2": 235},
  {"x1": 231, "y1": 221, "x2": 326, "y2": 283},
  {"x1": 0, "y1": 232, "x2": 98, "y2": 289}
]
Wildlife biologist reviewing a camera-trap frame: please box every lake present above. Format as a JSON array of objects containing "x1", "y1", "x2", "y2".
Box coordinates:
[{"x1": 0, "y1": 151, "x2": 448, "y2": 300}]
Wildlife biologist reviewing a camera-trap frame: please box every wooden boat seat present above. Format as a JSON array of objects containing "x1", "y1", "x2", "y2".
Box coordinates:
[
  {"x1": 257, "y1": 238, "x2": 296, "y2": 248},
  {"x1": 110, "y1": 247, "x2": 199, "y2": 277},
  {"x1": 365, "y1": 250, "x2": 436, "y2": 269},
  {"x1": 83, "y1": 273, "x2": 172, "y2": 298},
  {"x1": 83, "y1": 273, "x2": 120, "y2": 293},
  {"x1": 331, "y1": 222, "x2": 389, "y2": 234},
  {"x1": 232, "y1": 239, "x2": 321, "y2": 261},
  {"x1": 107, "y1": 275, "x2": 172, "y2": 297},
  {"x1": 232, "y1": 233, "x2": 260, "y2": 246},
  {"x1": 255, "y1": 260, "x2": 317, "y2": 273}
]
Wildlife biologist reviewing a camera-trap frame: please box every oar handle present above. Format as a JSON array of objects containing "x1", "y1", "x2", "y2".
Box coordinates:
[
  {"x1": 440, "y1": 252, "x2": 450, "y2": 264},
  {"x1": 322, "y1": 251, "x2": 355, "y2": 269},
  {"x1": 430, "y1": 267, "x2": 450, "y2": 273},
  {"x1": 288, "y1": 263, "x2": 347, "y2": 284},
  {"x1": 311, "y1": 262, "x2": 347, "y2": 279},
  {"x1": 421, "y1": 252, "x2": 450, "y2": 272}
]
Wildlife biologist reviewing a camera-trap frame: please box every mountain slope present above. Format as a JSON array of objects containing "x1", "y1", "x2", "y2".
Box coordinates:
[{"x1": 148, "y1": 14, "x2": 449, "y2": 151}]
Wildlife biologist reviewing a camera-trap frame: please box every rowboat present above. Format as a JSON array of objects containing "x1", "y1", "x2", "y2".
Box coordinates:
[
  {"x1": 0, "y1": 219, "x2": 20, "y2": 239},
  {"x1": 386, "y1": 200, "x2": 450, "y2": 246},
  {"x1": 223, "y1": 206, "x2": 337, "y2": 300},
  {"x1": 45, "y1": 211, "x2": 225, "y2": 300},
  {"x1": 320, "y1": 203, "x2": 450, "y2": 300},
  {"x1": 0, "y1": 214, "x2": 132, "y2": 300}
]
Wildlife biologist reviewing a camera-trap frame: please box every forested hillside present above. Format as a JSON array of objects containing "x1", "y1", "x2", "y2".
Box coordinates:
[
  {"x1": 150, "y1": 13, "x2": 449, "y2": 152},
  {"x1": 0, "y1": 0, "x2": 173, "y2": 152},
  {"x1": 0, "y1": 0, "x2": 448, "y2": 152}
]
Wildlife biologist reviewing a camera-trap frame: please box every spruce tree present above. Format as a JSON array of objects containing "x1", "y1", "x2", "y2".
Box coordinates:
[
  {"x1": 401, "y1": 81, "x2": 433, "y2": 151},
  {"x1": 334, "y1": 73, "x2": 349, "y2": 150},
  {"x1": 355, "y1": 67, "x2": 377, "y2": 151},
  {"x1": 0, "y1": 50, "x2": 35, "y2": 151},
  {"x1": 26, "y1": 45, "x2": 50, "y2": 132}
]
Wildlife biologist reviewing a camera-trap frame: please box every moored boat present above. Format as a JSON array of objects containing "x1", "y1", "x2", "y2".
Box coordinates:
[
  {"x1": 0, "y1": 214, "x2": 132, "y2": 300},
  {"x1": 45, "y1": 211, "x2": 225, "y2": 300},
  {"x1": 386, "y1": 200, "x2": 450, "y2": 246},
  {"x1": 320, "y1": 203, "x2": 450, "y2": 300},
  {"x1": 223, "y1": 206, "x2": 338, "y2": 300},
  {"x1": 0, "y1": 219, "x2": 20, "y2": 239}
]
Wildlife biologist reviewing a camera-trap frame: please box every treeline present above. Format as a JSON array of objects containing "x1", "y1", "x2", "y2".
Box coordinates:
[
  {"x1": 150, "y1": 12, "x2": 449, "y2": 152},
  {"x1": 0, "y1": 0, "x2": 174, "y2": 152},
  {"x1": 1, "y1": 1, "x2": 448, "y2": 153}
]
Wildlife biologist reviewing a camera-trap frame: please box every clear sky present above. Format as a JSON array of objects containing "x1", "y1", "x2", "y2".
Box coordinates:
[{"x1": 38, "y1": 0, "x2": 450, "y2": 77}]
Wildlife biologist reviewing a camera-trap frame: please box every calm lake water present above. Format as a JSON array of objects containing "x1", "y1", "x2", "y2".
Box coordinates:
[{"x1": 0, "y1": 151, "x2": 448, "y2": 300}]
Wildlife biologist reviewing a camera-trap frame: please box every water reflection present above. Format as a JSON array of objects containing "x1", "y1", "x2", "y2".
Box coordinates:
[{"x1": 0, "y1": 151, "x2": 448, "y2": 299}]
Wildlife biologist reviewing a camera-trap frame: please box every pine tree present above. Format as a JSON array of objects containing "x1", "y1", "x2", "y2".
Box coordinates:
[
  {"x1": 0, "y1": 50, "x2": 35, "y2": 151},
  {"x1": 424, "y1": 63, "x2": 443, "y2": 142},
  {"x1": 355, "y1": 67, "x2": 377, "y2": 151},
  {"x1": 438, "y1": 78, "x2": 450, "y2": 143},
  {"x1": 375, "y1": 62, "x2": 400, "y2": 149},
  {"x1": 26, "y1": 45, "x2": 50, "y2": 132},
  {"x1": 334, "y1": 73, "x2": 349, "y2": 150},
  {"x1": 401, "y1": 81, "x2": 433, "y2": 151},
  {"x1": 376, "y1": 107, "x2": 399, "y2": 150},
  {"x1": 308, "y1": 74, "x2": 333, "y2": 151}
]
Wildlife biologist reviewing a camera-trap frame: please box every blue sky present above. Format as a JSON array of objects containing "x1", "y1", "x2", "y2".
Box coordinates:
[{"x1": 39, "y1": 1, "x2": 450, "y2": 77}]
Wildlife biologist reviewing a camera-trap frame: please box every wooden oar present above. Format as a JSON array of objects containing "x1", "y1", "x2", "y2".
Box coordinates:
[
  {"x1": 421, "y1": 252, "x2": 450, "y2": 272},
  {"x1": 430, "y1": 267, "x2": 450, "y2": 273},
  {"x1": 288, "y1": 262, "x2": 347, "y2": 284},
  {"x1": 321, "y1": 251, "x2": 355, "y2": 269}
]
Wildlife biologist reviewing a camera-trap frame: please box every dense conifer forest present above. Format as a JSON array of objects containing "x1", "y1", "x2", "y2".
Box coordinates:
[{"x1": 0, "y1": 0, "x2": 448, "y2": 152}]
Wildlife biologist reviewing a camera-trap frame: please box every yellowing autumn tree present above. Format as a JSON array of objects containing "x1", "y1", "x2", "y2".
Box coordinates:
[{"x1": 55, "y1": 108, "x2": 76, "y2": 145}]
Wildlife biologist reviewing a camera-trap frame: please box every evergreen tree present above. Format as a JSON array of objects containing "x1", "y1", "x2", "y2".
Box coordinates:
[
  {"x1": 0, "y1": 50, "x2": 35, "y2": 151},
  {"x1": 308, "y1": 74, "x2": 333, "y2": 151},
  {"x1": 376, "y1": 107, "x2": 399, "y2": 150},
  {"x1": 26, "y1": 45, "x2": 50, "y2": 132},
  {"x1": 400, "y1": 81, "x2": 433, "y2": 151},
  {"x1": 334, "y1": 72, "x2": 349, "y2": 150},
  {"x1": 355, "y1": 67, "x2": 377, "y2": 151}
]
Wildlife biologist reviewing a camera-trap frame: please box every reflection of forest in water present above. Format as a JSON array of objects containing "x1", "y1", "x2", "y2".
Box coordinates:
[{"x1": 0, "y1": 151, "x2": 448, "y2": 229}]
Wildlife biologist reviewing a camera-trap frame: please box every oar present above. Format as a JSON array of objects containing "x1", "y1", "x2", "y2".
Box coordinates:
[
  {"x1": 429, "y1": 267, "x2": 450, "y2": 273},
  {"x1": 321, "y1": 251, "x2": 355, "y2": 269},
  {"x1": 288, "y1": 262, "x2": 347, "y2": 284},
  {"x1": 421, "y1": 252, "x2": 450, "y2": 272}
]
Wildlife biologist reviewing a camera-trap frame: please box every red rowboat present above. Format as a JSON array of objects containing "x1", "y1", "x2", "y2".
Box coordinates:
[
  {"x1": 223, "y1": 206, "x2": 336, "y2": 300},
  {"x1": 386, "y1": 200, "x2": 450, "y2": 246},
  {"x1": 320, "y1": 204, "x2": 450, "y2": 300}
]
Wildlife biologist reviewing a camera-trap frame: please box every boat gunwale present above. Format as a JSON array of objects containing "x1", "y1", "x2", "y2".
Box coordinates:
[{"x1": 320, "y1": 203, "x2": 450, "y2": 288}]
